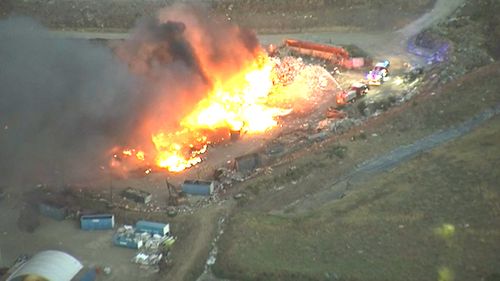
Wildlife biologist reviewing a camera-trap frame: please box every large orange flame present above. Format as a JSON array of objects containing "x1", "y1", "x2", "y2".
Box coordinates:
[
  {"x1": 109, "y1": 6, "x2": 336, "y2": 175},
  {"x1": 181, "y1": 56, "x2": 287, "y2": 133},
  {"x1": 117, "y1": 53, "x2": 294, "y2": 173},
  {"x1": 115, "y1": 53, "x2": 333, "y2": 174},
  {"x1": 151, "y1": 54, "x2": 292, "y2": 172}
]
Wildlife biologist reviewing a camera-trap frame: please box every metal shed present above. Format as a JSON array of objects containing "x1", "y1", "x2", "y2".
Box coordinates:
[
  {"x1": 135, "y1": 220, "x2": 170, "y2": 236},
  {"x1": 80, "y1": 214, "x2": 115, "y2": 230},
  {"x1": 38, "y1": 202, "x2": 67, "y2": 221},
  {"x1": 6, "y1": 250, "x2": 83, "y2": 281},
  {"x1": 181, "y1": 180, "x2": 214, "y2": 196},
  {"x1": 234, "y1": 153, "x2": 261, "y2": 174}
]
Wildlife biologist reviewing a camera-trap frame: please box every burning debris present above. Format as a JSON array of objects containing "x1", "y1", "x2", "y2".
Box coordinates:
[
  {"x1": 0, "y1": 5, "x2": 339, "y2": 184},
  {"x1": 113, "y1": 21, "x2": 338, "y2": 174}
]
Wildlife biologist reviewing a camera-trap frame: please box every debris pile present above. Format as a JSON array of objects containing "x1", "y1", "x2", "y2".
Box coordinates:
[
  {"x1": 272, "y1": 56, "x2": 306, "y2": 86},
  {"x1": 133, "y1": 235, "x2": 175, "y2": 267},
  {"x1": 214, "y1": 167, "x2": 245, "y2": 187},
  {"x1": 113, "y1": 220, "x2": 175, "y2": 269},
  {"x1": 272, "y1": 56, "x2": 336, "y2": 102},
  {"x1": 113, "y1": 225, "x2": 144, "y2": 249}
]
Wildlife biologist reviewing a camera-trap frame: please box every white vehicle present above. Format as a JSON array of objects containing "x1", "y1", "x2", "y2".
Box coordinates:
[{"x1": 366, "y1": 60, "x2": 390, "y2": 85}]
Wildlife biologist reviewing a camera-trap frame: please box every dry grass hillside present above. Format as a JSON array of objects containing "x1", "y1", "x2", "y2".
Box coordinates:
[
  {"x1": 213, "y1": 61, "x2": 500, "y2": 281},
  {"x1": 0, "y1": 0, "x2": 435, "y2": 32}
]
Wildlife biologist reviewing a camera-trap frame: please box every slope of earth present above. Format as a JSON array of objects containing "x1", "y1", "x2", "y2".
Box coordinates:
[
  {"x1": 416, "y1": 0, "x2": 500, "y2": 82},
  {"x1": 216, "y1": 115, "x2": 500, "y2": 281},
  {"x1": 0, "y1": 0, "x2": 434, "y2": 33},
  {"x1": 213, "y1": 61, "x2": 500, "y2": 280}
]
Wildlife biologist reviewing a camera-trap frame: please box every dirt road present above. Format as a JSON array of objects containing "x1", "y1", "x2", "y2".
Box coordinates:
[
  {"x1": 51, "y1": 0, "x2": 465, "y2": 66},
  {"x1": 165, "y1": 205, "x2": 228, "y2": 281},
  {"x1": 262, "y1": 0, "x2": 464, "y2": 66}
]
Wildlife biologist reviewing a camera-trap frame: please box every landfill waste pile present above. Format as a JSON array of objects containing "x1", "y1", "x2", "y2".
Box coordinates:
[{"x1": 113, "y1": 221, "x2": 175, "y2": 269}]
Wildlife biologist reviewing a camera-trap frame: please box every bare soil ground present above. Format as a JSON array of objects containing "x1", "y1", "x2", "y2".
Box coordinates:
[
  {"x1": 0, "y1": 197, "x2": 157, "y2": 281},
  {"x1": 0, "y1": 188, "x2": 227, "y2": 281},
  {"x1": 163, "y1": 205, "x2": 227, "y2": 281}
]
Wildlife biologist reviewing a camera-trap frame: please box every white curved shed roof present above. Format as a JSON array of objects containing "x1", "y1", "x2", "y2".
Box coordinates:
[{"x1": 7, "y1": 250, "x2": 83, "y2": 281}]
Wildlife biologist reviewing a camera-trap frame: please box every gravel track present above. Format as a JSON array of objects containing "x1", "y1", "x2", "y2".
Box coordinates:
[{"x1": 278, "y1": 103, "x2": 500, "y2": 215}]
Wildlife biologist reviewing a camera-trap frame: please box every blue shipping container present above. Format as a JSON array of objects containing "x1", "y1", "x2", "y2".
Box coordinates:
[
  {"x1": 113, "y1": 233, "x2": 143, "y2": 249},
  {"x1": 135, "y1": 220, "x2": 169, "y2": 236},
  {"x1": 80, "y1": 214, "x2": 115, "y2": 230},
  {"x1": 38, "y1": 202, "x2": 66, "y2": 221},
  {"x1": 181, "y1": 180, "x2": 214, "y2": 196}
]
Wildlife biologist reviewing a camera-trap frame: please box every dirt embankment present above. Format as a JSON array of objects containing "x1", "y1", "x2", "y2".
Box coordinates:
[
  {"x1": 213, "y1": 59, "x2": 500, "y2": 281},
  {"x1": 211, "y1": 1, "x2": 500, "y2": 276},
  {"x1": 0, "y1": 0, "x2": 435, "y2": 33},
  {"x1": 217, "y1": 114, "x2": 500, "y2": 281},
  {"x1": 412, "y1": 0, "x2": 499, "y2": 83}
]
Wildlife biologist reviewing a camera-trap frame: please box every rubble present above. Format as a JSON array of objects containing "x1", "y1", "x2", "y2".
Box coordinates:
[
  {"x1": 121, "y1": 187, "x2": 152, "y2": 204},
  {"x1": 214, "y1": 167, "x2": 245, "y2": 186},
  {"x1": 272, "y1": 56, "x2": 337, "y2": 101},
  {"x1": 114, "y1": 221, "x2": 176, "y2": 268},
  {"x1": 329, "y1": 118, "x2": 362, "y2": 134}
]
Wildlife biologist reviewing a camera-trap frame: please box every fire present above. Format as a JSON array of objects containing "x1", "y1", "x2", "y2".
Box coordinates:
[
  {"x1": 152, "y1": 131, "x2": 208, "y2": 172},
  {"x1": 115, "y1": 52, "x2": 333, "y2": 174},
  {"x1": 108, "y1": 6, "x2": 337, "y2": 175},
  {"x1": 147, "y1": 54, "x2": 291, "y2": 172},
  {"x1": 181, "y1": 56, "x2": 287, "y2": 133},
  {"x1": 136, "y1": 151, "x2": 145, "y2": 161},
  {"x1": 122, "y1": 149, "x2": 146, "y2": 161}
]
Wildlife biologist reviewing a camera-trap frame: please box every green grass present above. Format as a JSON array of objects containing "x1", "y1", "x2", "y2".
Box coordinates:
[
  {"x1": 215, "y1": 116, "x2": 500, "y2": 281},
  {"x1": 327, "y1": 145, "x2": 348, "y2": 159}
]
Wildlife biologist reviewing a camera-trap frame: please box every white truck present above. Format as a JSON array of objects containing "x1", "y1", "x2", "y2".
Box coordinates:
[{"x1": 366, "y1": 60, "x2": 390, "y2": 85}]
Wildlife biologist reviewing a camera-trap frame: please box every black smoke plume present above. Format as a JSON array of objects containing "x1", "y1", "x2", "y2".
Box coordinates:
[
  {"x1": 0, "y1": 17, "x2": 140, "y2": 185},
  {"x1": 0, "y1": 4, "x2": 262, "y2": 186}
]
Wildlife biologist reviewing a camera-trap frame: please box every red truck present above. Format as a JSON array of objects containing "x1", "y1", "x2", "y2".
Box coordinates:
[{"x1": 336, "y1": 82, "x2": 370, "y2": 106}]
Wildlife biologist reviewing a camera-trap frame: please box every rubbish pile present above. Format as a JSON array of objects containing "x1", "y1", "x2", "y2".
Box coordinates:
[
  {"x1": 272, "y1": 56, "x2": 306, "y2": 86},
  {"x1": 214, "y1": 167, "x2": 245, "y2": 187},
  {"x1": 133, "y1": 234, "x2": 175, "y2": 266},
  {"x1": 113, "y1": 220, "x2": 175, "y2": 268},
  {"x1": 272, "y1": 56, "x2": 336, "y2": 101}
]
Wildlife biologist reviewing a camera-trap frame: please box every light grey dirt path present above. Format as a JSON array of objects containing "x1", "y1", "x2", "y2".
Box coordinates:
[
  {"x1": 275, "y1": 104, "x2": 500, "y2": 216},
  {"x1": 51, "y1": 0, "x2": 465, "y2": 66}
]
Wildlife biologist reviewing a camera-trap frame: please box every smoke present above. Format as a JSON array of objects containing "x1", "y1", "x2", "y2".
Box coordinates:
[
  {"x1": 0, "y1": 4, "x2": 263, "y2": 185},
  {"x1": 116, "y1": 4, "x2": 262, "y2": 132},
  {"x1": 0, "y1": 17, "x2": 140, "y2": 185}
]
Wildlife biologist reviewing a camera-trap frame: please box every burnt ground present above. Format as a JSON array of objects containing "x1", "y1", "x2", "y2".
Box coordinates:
[{"x1": 0, "y1": 0, "x2": 435, "y2": 33}]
